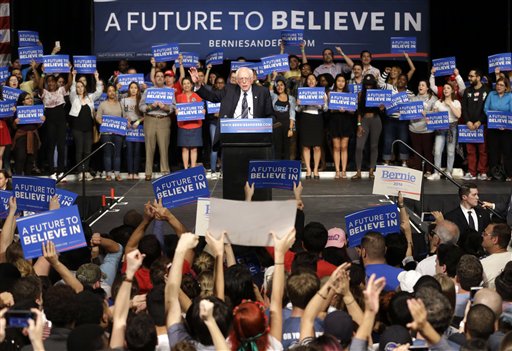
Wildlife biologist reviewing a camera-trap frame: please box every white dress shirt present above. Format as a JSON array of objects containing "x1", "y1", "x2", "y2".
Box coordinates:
[{"x1": 234, "y1": 87, "x2": 254, "y2": 119}]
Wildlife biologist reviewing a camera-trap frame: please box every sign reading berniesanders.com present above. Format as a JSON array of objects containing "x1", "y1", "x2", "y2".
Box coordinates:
[
  {"x1": 345, "y1": 204, "x2": 400, "y2": 247},
  {"x1": 17, "y1": 205, "x2": 86, "y2": 260},
  {"x1": 13, "y1": 176, "x2": 56, "y2": 212},
  {"x1": 248, "y1": 160, "x2": 301, "y2": 190}
]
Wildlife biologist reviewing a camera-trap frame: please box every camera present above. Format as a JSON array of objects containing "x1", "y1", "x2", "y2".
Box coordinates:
[
  {"x1": 421, "y1": 212, "x2": 436, "y2": 222},
  {"x1": 5, "y1": 310, "x2": 35, "y2": 328}
]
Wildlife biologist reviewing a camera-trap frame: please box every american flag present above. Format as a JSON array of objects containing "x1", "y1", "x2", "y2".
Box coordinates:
[{"x1": 0, "y1": 0, "x2": 9, "y2": 66}]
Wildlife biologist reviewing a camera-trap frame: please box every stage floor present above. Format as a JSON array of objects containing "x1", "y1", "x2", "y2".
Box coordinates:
[{"x1": 58, "y1": 171, "x2": 512, "y2": 235}]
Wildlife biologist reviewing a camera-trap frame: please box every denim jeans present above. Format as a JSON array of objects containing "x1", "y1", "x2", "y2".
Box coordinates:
[
  {"x1": 209, "y1": 121, "x2": 219, "y2": 172},
  {"x1": 433, "y1": 123, "x2": 457, "y2": 173},
  {"x1": 382, "y1": 117, "x2": 409, "y2": 161},
  {"x1": 101, "y1": 134, "x2": 124, "y2": 174},
  {"x1": 126, "y1": 141, "x2": 141, "y2": 174}
]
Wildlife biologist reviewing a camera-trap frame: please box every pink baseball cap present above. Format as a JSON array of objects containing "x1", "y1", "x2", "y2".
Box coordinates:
[{"x1": 326, "y1": 228, "x2": 347, "y2": 249}]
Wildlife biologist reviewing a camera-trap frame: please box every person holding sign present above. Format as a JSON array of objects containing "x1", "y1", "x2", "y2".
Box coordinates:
[
  {"x1": 296, "y1": 74, "x2": 328, "y2": 179},
  {"x1": 34, "y1": 60, "x2": 72, "y2": 179},
  {"x1": 12, "y1": 92, "x2": 45, "y2": 175},
  {"x1": 270, "y1": 75, "x2": 296, "y2": 160},
  {"x1": 427, "y1": 83, "x2": 462, "y2": 180},
  {"x1": 176, "y1": 77, "x2": 203, "y2": 169},
  {"x1": 69, "y1": 70, "x2": 103, "y2": 181},
  {"x1": 121, "y1": 82, "x2": 144, "y2": 180},
  {"x1": 329, "y1": 74, "x2": 356, "y2": 179},
  {"x1": 96, "y1": 85, "x2": 124, "y2": 181},
  {"x1": 484, "y1": 77, "x2": 512, "y2": 181}
]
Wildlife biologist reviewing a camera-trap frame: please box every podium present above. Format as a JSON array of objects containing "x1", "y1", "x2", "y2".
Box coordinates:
[{"x1": 220, "y1": 118, "x2": 273, "y2": 201}]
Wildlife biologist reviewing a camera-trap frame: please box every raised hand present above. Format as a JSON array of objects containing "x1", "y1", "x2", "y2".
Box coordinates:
[
  {"x1": 42, "y1": 241, "x2": 59, "y2": 266},
  {"x1": 363, "y1": 274, "x2": 386, "y2": 314},
  {"x1": 205, "y1": 231, "x2": 225, "y2": 258},
  {"x1": 126, "y1": 249, "x2": 145, "y2": 277},
  {"x1": 271, "y1": 227, "x2": 296, "y2": 255},
  {"x1": 199, "y1": 299, "x2": 215, "y2": 321}
]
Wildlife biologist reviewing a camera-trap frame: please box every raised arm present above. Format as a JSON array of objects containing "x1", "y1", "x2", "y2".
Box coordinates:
[
  {"x1": 200, "y1": 299, "x2": 230, "y2": 350},
  {"x1": 150, "y1": 57, "x2": 156, "y2": 85},
  {"x1": 270, "y1": 228, "x2": 296, "y2": 341},
  {"x1": 300, "y1": 41, "x2": 308, "y2": 64},
  {"x1": 110, "y1": 249, "x2": 144, "y2": 349},
  {"x1": 125, "y1": 201, "x2": 154, "y2": 254},
  {"x1": 397, "y1": 192, "x2": 413, "y2": 257},
  {"x1": 64, "y1": 66, "x2": 73, "y2": 92},
  {"x1": 336, "y1": 46, "x2": 354, "y2": 68},
  {"x1": 178, "y1": 55, "x2": 186, "y2": 84},
  {"x1": 404, "y1": 52, "x2": 416, "y2": 81},
  {"x1": 205, "y1": 231, "x2": 225, "y2": 301},
  {"x1": 0, "y1": 197, "x2": 17, "y2": 262},
  {"x1": 43, "y1": 241, "x2": 84, "y2": 293}
]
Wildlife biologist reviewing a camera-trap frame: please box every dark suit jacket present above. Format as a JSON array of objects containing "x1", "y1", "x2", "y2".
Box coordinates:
[
  {"x1": 495, "y1": 190, "x2": 512, "y2": 226},
  {"x1": 444, "y1": 206, "x2": 491, "y2": 245}
]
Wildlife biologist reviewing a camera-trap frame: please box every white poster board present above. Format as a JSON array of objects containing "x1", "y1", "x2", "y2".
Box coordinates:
[{"x1": 372, "y1": 165, "x2": 423, "y2": 201}]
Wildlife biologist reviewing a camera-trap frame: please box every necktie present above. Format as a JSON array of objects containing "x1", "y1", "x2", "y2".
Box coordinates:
[
  {"x1": 468, "y1": 210, "x2": 476, "y2": 230},
  {"x1": 241, "y1": 92, "x2": 248, "y2": 119}
]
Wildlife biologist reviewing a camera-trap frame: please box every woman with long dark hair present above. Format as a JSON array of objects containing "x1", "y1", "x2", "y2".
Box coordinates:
[{"x1": 121, "y1": 82, "x2": 143, "y2": 179}]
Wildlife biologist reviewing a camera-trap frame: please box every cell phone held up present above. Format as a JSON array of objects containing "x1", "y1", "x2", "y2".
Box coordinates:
[{"x1": 4, "y1": 310, "x2": 35, "y2": 328}]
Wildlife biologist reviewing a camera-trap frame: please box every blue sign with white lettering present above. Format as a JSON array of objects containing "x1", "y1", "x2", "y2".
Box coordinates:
[
  {"x1": 12, "y1": 176, "x2": 56, "y2": 212},
  {"x1": 145, "y1": 88, "x2": 175, "y2": 104},
  {"x1": 18, "y1": 30, "x2": 39, "y2": 47},
  {"x1": 152, "y1": 43, "x2": 180, "y2": 62},
  {"x1": 126, "y1": 124, "x2": 145, "y2": 142},
  {"x1": 458, "y1": 125, "x2": 484, "y2": 143},
  {"x1": 366, "y1": 89, "x2": 392, "y2": 107},
  {"x1": 328, "y1": 92, "x2": 358, "y2": 111},
  {"x1": 281, "y1": 30, "x2": 304, "y2": 46},
  {"x1": 250, "y1": 62, "x2": 268, "y2": 80},
  {"x1": 55, "y1": 189, "x2": 78, "y2": 207},
  {"x1": 117, "y1": 74, "x2": 145, "y2": 92},
  {"x1": 399, "y1": 100, "x2": 424, "y2": 120},
  {"x1": 348, "y1": 83, "x2": 362, "y2": 94},
  {"x1": 0, "y1": 66, "x2": 9, "y2": 83},
  {"x1": 387, "y1": 91, "x2": 409, "y2": 114},
  {"x1": 100, "y1": 115, "x2": 128, "y2": 135},
  {"x1": 298, "y1": 87, "x2": 325, "y2": 105},
  {"x1": 18, "y1": 45, "x2": 43, "y2": 65},
  {"x1": 17, "y1": 205, "x2": 86, "y2": 260},
  {"x1": 220, "y1": 118, "x2": 273, "y2": 133},
  {"x1": 230, "y1": 61, "x2": 254, "y2": 72},
  {"x1": 73, "y1": 56, "x2": 97, "y2": 74},
  {"x1": 488, "y1": 53, "x2": 512, "y2": 74},
  {"x1": 432, "y1": 56, "x2": 456, "y2": 77},
  {"x1": 152, "y1": 166, "x2": 210, "y2": 209},
  {"x1": 43, "y1": 55, "x2": 70, "y2": 74},
  {"x1": 16, "y1": 105, "x2": 44, "y2": 124},
  {"x1": 2, "y1": 87, "x2": 23, "y2": 102},
  {"x1": 206, "y1": 101, "x2": 220, "y2": 114},
  {"x1": 206, "y1": 50, "x2": 224, "y2": 65},
  {"x1": 175, "y1": 52, "x2": 199, "y2": 68},
  {"x1": 0, "y1": 190, "x2": 13, "y2": 219},
  {"x1": 94, "y1": 93, "x2": 107, "y2": 110},
  {"x1": 0, "y1": 101, "x2": 16, "y2": 118},
  {"x1": 487, "y1": 110, "x2": 512, "y2": 129},
  {"x1": 248, "y1": 160, "x2": 301, "y2": 190},
  {"x1": 177, "y1": 102, "x2": 205, "y2": 122},
  {"x1": 345, "y1": 204, "x2": 400, "y2": 247},
  {"x1": 390, "y1": 37, "x2": 416, "y2": 53},
  {"x1": 426, "y1": 111, "x2": 449, "y2": 130},
  {"x1": 261, "y1": 54, "x2": 290, "y2": 74}
]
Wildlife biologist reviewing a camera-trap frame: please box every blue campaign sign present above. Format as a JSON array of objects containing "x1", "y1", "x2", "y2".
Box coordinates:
[
  {"x1": 16, "y1": 105, "x2": 44, "y2": 124},
  {"x1": 12, "y1": 176, "x2": 56, "y2": 212},
  {"x1": 458, "y1": 125, "x2": 484, "y2": 143},
  {"x1": 206, "y1": 101, "x2": 220, "y2": 114},
  {"x1": 345, "y1": 204, "x2": 400, "y2": 247},
  {"x1": 18, "y1": 30, "x2": 39, "y2": 47},
  {"x1": 206, "y1": 50, "x2": 224, "y2": 65},
  {"x1": 328, "y1": 92, "x2": 358, "y2": 111},
  {"x1": 55, "y1": 189, "x2": 78, "y2": 207},
  {"x1": 432, "y1": 56, "x2": 456, "y2": 77},
  {"x1": 486, "y1": 111, "x2": 512, "y2": 130},
  {"x1": 298, "y1": 87, "x2": 325, "y2": 105},
  {"x1": 43, "y1": 55, "x2": 70, "y2": 74},
  {"x1": 261, "y1": 54, "x2": 290, "y2": 74},
  {"x1": 488, "y1": 53, "x2": 512, "y2": 74},
  {"x1": 73, "y1": 56, "x2": 97, "y2": 74},
  {"x1": 117, "y1": 74, "x2": 145, "y2": 92},
  {"x1": 0, "y1": 66, "x2": 9, "y2": 82},
  {"x1": 399, "y1": 100, "x2": 424, "y2": 120},
  {"x1": 94, "y1": 93, "x2": 107, "y2": 110},
  {"x1": 145, "y1": 88, "x2": 175, "y2": 104},
  {"x1": 177, "y1": 102, "x2": 205, "y2": 122},
  {"x1": 390, "y1": 37, "x2": 416, "y2": 53},
  {"x1": 152, "y1": 166, "x2": 210, "y2": 209},
  {"x1": 93, "y1": 0, "x2": 429, "y2": 61},
  {"x1": 175, "y1": 52, "x2": 199, "y2": 68},
  {"x1": 248, "y1": 160, "x2": 301, "y2": 190},
  {"x1": 100, "y1": 115, "x2": 128, "y2": 135},
  {"x1": 126, "y1": 124, "x2": 145, "y2": 142},
  {"x1": 230, "y1": 61, "x2": 254, "y2": 72},
  {"x1": 250, "y1": 62, "x2": 268, "y2": 80},
  {"x1": 387, "y1": 91, "x2": 409, "y2": 114},
  {"x1": 366, "y1": 89, "x2": 392, "y2": 107},
  {"x1": 281, "y1": 30, "x2": 304, "y2": 46},
  {"x1": 152, "y1": 43, "x2": 180, "y2": 62},
  {"x1": 2, "y1": 87, "x2": 23, "y2": 102},
  {"x1": 0, "y1": 190, "x2": 13, "y2": 219},
  {"x1": 426, "y1": 111, "x2": 449, "y2": 130},
  {"x1": 17, "y1": 205, "x2": 86, "y2": 260},
  {"x1": 220, "y1": 118, "x2": 273, "y2": 133},
  {"x1": 0, "y1": 101, "x2": 16, "y2": 119},
  {"x1": 18, "y1": 45, "x2": 43, "y2": 64},
  {"x1": 348, "y1": 83, "x2": 362, "y2": 94}
]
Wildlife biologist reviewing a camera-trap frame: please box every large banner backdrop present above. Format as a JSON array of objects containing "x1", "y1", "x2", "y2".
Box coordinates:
[{"x1": 93, "y1": 0, "x2": 429, "y2": 61}]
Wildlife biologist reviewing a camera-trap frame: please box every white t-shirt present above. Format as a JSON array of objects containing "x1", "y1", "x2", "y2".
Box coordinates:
[{"x1": 481, "y1": 251, "x2": 512, "y2": 289}]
